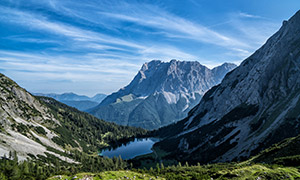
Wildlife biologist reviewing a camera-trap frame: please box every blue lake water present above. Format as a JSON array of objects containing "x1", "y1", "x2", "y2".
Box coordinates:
[{"x1": 99, "y1": 138, "x2": 159, "y2": 160}]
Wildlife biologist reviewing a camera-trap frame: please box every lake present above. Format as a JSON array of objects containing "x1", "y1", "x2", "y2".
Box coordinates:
[{"x1": 99, "y1": 138, "x2": 159, "y2": 160}]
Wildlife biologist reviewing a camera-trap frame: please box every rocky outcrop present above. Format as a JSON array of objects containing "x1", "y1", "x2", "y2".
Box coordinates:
[{"x1": 155, "y1": 10, "x2": 300, "y2": 163}]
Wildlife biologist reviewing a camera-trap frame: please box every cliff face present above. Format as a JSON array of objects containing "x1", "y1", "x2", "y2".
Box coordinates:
[
  {"x1": 89, "y1": 60, "x2": 236, "y2": 129},
  {"x1": 155, "y1": 10, "x2": 300, "y2": 163},
  {"x1": 0, "y1": 73, "x2": 68, "y2": 161}
]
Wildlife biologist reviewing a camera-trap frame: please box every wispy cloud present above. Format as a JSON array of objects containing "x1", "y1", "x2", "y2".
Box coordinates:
[
  {"x1": 98, "y1": 7, "x2": 250, "y2": 50},
  {"x1": 35, "y1": 1, "x2": 253, "y2": 51},
  {"x1": 238, "y1": 12, "x2": 262, "y2": 19},
  {"x1": 0, "y1": 0, "x2": 284, "y2": 95}
]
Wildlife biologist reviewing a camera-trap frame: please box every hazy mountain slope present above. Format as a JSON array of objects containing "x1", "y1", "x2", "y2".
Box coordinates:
[
  {"x1": 34, "y1": 92, "x2": 90, "y2": 101},
  {"x1": 0, "y1": 73, "x2": 146, "y2": 162},
  {"x1": 90, "y1": 60, "x2": 236, "y2": 129},
  {"x1": 35, "y1": 92, "x2": 106, "y2": 111},
  {"x1": 154, "y1": 10, "x2": 300, "y2": 163},
  {"x1": 60, "y1": 100, "x2": 98, "y2": 111},
  {"x1": 90, "y1": 93, "x2": 107, "y2": 103}
]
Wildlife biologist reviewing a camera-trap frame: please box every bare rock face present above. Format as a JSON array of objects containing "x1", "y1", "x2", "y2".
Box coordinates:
[
  {"x1": 155, "y1": 10, "x2": 300, "y2": 163},
  {"x1": 0, "y1": 74, "x2": 71, "y2": 162},
  {"x1": 89, "y1": 60, "x2": 236, "y2": 129}
]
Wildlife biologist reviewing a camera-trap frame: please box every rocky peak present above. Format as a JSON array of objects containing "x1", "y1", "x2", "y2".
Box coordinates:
[
  {"x1": 91, "y1": 59, "x2": 236, "y2": 129},
  {"x1": 100, "y1": 60, "x2": 236, "y2": 106}
]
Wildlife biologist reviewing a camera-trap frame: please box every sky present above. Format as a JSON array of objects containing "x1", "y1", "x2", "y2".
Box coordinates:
[{"x1": 0, "y1": 0, "x2": 299, "y2": 96}]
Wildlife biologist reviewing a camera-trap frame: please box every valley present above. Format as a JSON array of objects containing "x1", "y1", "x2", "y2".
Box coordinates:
[{"x1": 1, "y1": 1, "x2": 300, "y2": 180}]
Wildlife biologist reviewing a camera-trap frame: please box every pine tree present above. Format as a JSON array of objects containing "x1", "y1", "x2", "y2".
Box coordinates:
[
  {"x1": 160, "y1": 162, "x2": 164, "y2": 170},
  {"x1": 11, "y1": 165, "x2": 20, "y2": 180},
  {"x1": 0, "y1": 172, "x2": 8, "y2": 180},
  {"x1": 13, "y1": 151, "x2": 18, "y2": 163},
  {"x1": 9, "y1": 151, "x2": 12, "y2": 159},
  {"x1": 156, "y1": 163, "x2": 160, "y2": 173},
  {"x1": 22, "y1": 161, "x2": 29, "y2": 175}
]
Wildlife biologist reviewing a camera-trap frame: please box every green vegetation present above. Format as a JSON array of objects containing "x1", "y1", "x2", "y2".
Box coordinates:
[
  {"x1": 139, "y1": 163, "x2": 300, "y2": 180},
  {"x1": 129, "y1": 146, "x2": 176, "y2": 169},
  {"x1": 0, "y1": 150, "x2": 129, "y2": 180},
  {"x1": 2, "y1": 73, "x2": 300, "y2": 179},
  {"x1": 2, "y1": 155, "x2": 300, "y2": 180},
  {"x1": 34, "y1": 126, "x2": 47, "y2": 136},
  {"x1": 37, "y1": 96, "x2": 148, "y2": 152},
  {"x1": 48, "y1": 171, "x2": 165, "y2": 180},
  {"x1": 251, "y1": 134, "x2": 300, "y2": 166},
  {"x1": 2, "y1": 125, "x2": 300, "y2": 180}
]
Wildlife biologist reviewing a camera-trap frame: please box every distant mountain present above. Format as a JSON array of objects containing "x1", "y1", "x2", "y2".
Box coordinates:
[
  {"x1": 90, "y1": 93, "x2": 107, "y2": 103},
  {"x1": 153, "y1": 10, "x2": 300, "y2": 164},
  {"x1": 59, "y1": 100, "x2": 98, "y2": 111},
  {"x1": 89, "y1": 60, "x2": 236, "y2": 129},
  {"x1": 34, "y1": 92, "x2": 106, "y2": 111},
  {"x1": 0, "y1": 73, "x2": 146, "y2": 162}
]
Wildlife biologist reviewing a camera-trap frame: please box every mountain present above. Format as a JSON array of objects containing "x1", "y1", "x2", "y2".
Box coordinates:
[
  {"x1": 34, "y1": 92, "x2": 106, "y2": 111},
  {"x1": 89, "y1": 60, "x2": 236, "y2": 130},
  {"x1": 0, "y1": 73, "x2": 146, "y2": 162},
  {"x1": 58, "y1": 100, "x2": 98, "y2": 111},
  {"x1": 90, "y1": 93, "x2": 107, "y2": 103},
  {"x1": 153, "y1": 10, "x2": 300, "y2": 164}
]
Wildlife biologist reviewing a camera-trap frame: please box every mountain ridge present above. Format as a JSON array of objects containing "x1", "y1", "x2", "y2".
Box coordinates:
[
  {"x1": 89, "y1": 60, "x2": 236, "y2": 129},
  {"x1": 153, "y1": 10, "x2": 300, "y2": 163},
  {"x1": 34, "y1": 92, "x2": 106, "y2": 111}
]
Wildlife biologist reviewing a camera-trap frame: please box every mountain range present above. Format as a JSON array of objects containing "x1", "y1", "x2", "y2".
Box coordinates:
[
  {"x1": 89, "y1": 60, "x2": 236, "y2": 130},
  {"x1": 34, "y1": 92, "x2": 106, "y2": 111},
  {"x1": 1, "y1": 9, "x2": 300, "y2": 180},
  {"x1": 153, "y1": 9, "x2": 300, "y2": 164}
]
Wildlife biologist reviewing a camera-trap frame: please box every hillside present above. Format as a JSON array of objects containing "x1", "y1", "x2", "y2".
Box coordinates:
[
  {"x1": 153, "y1": 10, "x2": 300, "y2": 164},
  {"x1": 89, "y1": 60, "x2": 236, "y2": 129},
  {"x1": 0, "y1": 73, "x2": 146, "y2": 162},
  {"x1": 251, "y1": 134, "x2": 300, "y2": 166}
]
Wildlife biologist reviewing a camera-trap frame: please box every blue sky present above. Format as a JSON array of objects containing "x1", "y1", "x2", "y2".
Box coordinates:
[{"x1": 0, "y1": 0, "x2": 299, "y2": 96}]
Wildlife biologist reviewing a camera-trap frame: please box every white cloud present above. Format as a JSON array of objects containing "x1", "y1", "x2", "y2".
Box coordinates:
[{"x1": 238, "y1": 12, "x2": 262, "y2": 19}]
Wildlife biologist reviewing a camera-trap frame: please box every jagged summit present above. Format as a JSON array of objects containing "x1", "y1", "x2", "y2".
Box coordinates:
[
  {"x1": 100, "y1": 59, "x2": 235, "y2": 106},
  {"x1": 90, "y1": 59, "x2": 236, "y2": 129}
]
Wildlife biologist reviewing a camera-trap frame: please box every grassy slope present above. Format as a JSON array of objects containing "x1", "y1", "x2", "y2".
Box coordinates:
[
  {"x1": 250, "y1": 134, "x2": 300, "y2": 166},
  {"x1": 48, "y1": 171, "x2": 165, "y2": 180},
  {"x1": 154, "y1": 164, "x2": 300, "y2": 180},
  {"x1": 47, "y1": 164, "x2": 300, "y2": 180}
]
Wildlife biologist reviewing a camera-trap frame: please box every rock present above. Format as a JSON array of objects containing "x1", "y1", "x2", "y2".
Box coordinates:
[
  {"x1": 155, "y1": 10, "x2": 300, "y2": 163},
  {"x1": 89, "y1": 60, "x2": 236, "y2": 129}
]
